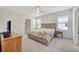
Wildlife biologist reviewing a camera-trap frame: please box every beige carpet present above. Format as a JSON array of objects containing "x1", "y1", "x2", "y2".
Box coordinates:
[{"x1": 22, "y1": 36, "x2": 79, "y2": 52}]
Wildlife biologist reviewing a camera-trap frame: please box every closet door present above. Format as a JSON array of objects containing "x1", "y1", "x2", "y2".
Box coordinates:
[{"x1": 25, "y1": 19, "x2": 31, "y2": 34}]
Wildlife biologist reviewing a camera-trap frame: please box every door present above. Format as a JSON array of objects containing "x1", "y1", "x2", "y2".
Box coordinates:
[
  {"x1": 25, "y1": 19, "x2": 31, "y2": 34},
  {"x1": 78, "y1": 13, "x2": 79, "y2": 43},
  {"x1": 75, "y1": 8, "x2": 79, "y2": 44}
]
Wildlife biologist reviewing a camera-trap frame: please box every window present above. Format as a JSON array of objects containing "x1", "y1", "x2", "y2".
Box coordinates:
[
  {"x1": 57, "y1": 16, "x2": 68, "y2": 31},
  {"x1": 32, "y1": 19, "x2": 41, "y2": 29},
  {"x1": 35, "y1": 19, "x2": 41, "y2": 28}
]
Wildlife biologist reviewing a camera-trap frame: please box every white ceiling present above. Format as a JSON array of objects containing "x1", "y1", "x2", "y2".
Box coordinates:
[{"x1": 0, "y1": 6, "x2": 72, "y2": 17}]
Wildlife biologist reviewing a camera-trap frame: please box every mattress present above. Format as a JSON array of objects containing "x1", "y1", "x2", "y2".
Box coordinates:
[{"x1": 28, "y1": 29, "x2": 55, "y2": 45}]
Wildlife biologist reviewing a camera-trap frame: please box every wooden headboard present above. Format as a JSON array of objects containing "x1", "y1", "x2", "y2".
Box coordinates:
[{"x1": 41, "y1": 23, "x2": 56, "y2": 29}]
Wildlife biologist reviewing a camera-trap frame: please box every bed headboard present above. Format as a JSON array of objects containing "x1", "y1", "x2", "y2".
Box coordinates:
[{"x1": 41, "y1": 23, "x2": 56, "y2": 29}]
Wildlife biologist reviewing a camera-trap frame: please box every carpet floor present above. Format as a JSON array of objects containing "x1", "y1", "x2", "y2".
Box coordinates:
[{"x1": 22, "y1": 37, "x2": 79, "y2": 52}]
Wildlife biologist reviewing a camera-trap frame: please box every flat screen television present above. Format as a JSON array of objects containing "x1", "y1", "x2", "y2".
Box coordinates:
[
  {"x1": 7, "y1": 20, "x2": 11, "y2": 36},
  {"x1": 1, "y1": 20, "x2": 11, "y2": 38}
]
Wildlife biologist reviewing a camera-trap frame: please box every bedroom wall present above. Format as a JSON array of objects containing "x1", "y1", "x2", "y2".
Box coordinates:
[
  {"x1": 0, "y1": 8, "x2": 25, "y2": 35},
  {"x1": 37, "y1": 9, "x2": 73, "y2": 39},
  {"x1": 0, "y1": 8, "x2": 32, "y2": 35},
  {"x1": 0, "y1": 8, "x2": 33, "y2": 51}
]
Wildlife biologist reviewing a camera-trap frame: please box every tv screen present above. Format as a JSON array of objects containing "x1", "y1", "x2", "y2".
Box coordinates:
[{"x1": 7, "y1": 20, "x2": 11, "y2": 35}]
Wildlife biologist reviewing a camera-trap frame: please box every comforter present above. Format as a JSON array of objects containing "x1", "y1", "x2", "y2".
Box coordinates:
[{"x1": 28, "y1": 31, "x2": 55, "y2": 45}]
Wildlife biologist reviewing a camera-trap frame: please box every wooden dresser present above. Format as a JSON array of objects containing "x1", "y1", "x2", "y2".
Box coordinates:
[{"x1": 1, "y1": 35, "x2": 22, "y2": 52}]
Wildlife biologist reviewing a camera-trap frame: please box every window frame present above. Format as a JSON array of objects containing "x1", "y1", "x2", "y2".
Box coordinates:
[
  {"x1": 34, "y1": 19, "x2": 41, "y2": 29},
  {"x1": 57, "y1": 15, "x2": 69, "y2": 31}
]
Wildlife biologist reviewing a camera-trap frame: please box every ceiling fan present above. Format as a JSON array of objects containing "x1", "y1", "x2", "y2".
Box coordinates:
[{"x1": 34, "y1": 6, "x2": 44, "y2": 14}]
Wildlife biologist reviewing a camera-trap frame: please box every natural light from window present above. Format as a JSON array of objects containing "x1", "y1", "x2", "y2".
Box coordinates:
[
  {"x1": 36, "y1": 19, "x2": 41, "y2": 29},
  {"x1": 57, "y1": 16, "x2": 68, "y2": 31}
]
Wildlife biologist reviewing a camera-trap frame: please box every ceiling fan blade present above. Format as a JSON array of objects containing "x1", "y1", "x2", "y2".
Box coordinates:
[
  {"x1": 33, "y1": 6, "x2": 45, "y2": 14},
  {"x1": 40, "y1": 10, "x2": 44, "y2": 13}
]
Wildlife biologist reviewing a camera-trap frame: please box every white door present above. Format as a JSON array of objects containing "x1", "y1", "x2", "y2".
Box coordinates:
[
  {"x1": 25, "y1": 19, "x2": 31, "y2": 34},
  {"x1": 75, "y1": 9, "x2": 79, "y2": 44}
]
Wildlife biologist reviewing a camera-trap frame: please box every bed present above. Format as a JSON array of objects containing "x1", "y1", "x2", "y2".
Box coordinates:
[{"x1": 27, "y1": 23, "x2": 56, "y2": 45}]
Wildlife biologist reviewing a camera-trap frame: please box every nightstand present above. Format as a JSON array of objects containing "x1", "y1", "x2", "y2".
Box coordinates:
[{"x1": 55, "y1": 31, "x2": 63, "y2": 38}]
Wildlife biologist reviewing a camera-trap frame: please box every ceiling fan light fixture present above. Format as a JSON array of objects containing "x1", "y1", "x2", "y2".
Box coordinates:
[
  {"x1": 35, "y1": 6, "x2": 40, "y2": 13},
  {"x1": 36, "y1": 10, "x2": 40, "y2": 13}
]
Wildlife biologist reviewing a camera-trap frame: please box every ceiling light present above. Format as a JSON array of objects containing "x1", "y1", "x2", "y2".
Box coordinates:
[
  {"x1": 36, "y1": 10, "x2": 40, "y2": 13},
  {"x1": 36, "y1": 6, "x2": 40, "y2": 13}
]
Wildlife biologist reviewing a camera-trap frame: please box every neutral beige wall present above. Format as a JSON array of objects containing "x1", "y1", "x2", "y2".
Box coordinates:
[
  {"x1": 0, "y1": 8, "x2": 24, "y2": 35},
  {"x1": 0, "y1": 8, "x2": 33, "y2": 51},
  {"x1": 37, "y1": 9, "x2": 73, "y2": 39}
]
